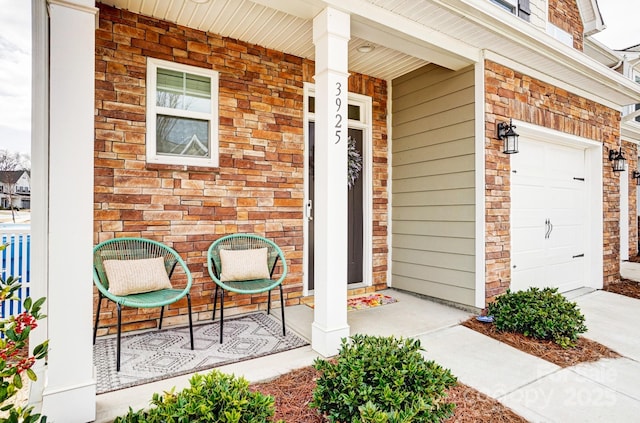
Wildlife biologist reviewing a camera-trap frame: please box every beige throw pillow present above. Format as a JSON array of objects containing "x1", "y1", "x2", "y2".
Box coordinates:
[
  {"x1": 220, "y1": 248, "x2": 270, "y2": 282},
  {"x1": 104, "y1": 256, "x2": 172, "y2": 296}
]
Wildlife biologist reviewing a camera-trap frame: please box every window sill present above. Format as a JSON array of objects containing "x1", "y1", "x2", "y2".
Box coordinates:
[{"x1": 146, "y1": 162, "x2": 220, "y2": 173}]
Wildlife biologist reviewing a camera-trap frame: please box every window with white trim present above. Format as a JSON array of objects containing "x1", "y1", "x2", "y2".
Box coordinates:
[
  {"x1": 146, "y1": 58, "x2": 219, "y2": 167},
  {"x1": 490, "y1": 0, "x2": 531, "y2": 22}
]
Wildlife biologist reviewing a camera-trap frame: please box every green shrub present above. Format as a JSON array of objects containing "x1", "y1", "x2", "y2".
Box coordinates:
[
  {"x1": 487, "y1": 287, "x2": 587, "y2": 348},
  {"x1": 113, "y1": 370, "x2": 280, "y2": 423},
  {"x1": 310, "y1": 335, "x2": 457, "y2": 423}
]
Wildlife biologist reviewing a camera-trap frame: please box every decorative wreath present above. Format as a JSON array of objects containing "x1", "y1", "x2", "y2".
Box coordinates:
[{"x1": 347, "y1": 136, "x2": 363, "y2": 189}]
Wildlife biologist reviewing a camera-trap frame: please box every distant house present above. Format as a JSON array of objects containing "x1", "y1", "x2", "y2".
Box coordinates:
[{"x1": 0, "y1": 170, "x2": 30, "y2": 210}]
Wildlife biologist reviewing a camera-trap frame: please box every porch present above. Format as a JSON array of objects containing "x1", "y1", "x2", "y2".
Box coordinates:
[
  {"x1": 94, "y1": 286, "x2": 640, "y2": 423},
  {"x1": 32, "y1": 0, "x2": 640, "y2": 421},
  {"x1": 95, "y1": 288, "x2": 473, "y2": 422}
]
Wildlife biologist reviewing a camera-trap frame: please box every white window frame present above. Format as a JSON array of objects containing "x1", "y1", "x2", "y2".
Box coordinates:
[
  {"x1": 146, "y1": 58, "x2": 219, "y2": 167},
  {"x1": 490, "y1": 0, "x2": 517, "y2": 14}
]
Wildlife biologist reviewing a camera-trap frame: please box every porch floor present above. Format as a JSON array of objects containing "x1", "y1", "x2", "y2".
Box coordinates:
[
  {"x1": 95, "y1": 288, "x2": 471, "y2": 422},
  {"x1": 95, "y1": 286, "x2": 640, "y2": 422}
]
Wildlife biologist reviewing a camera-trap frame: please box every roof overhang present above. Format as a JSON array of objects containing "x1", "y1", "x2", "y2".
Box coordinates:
[
  {"x1": 255, "y1": 0, "x2": 479, "y2": 71},
  {"x1": 576, "y1": 0, "x2": 605, "y2": 36},
  {"x1": 622, "y1": 121, "x2": 640, "y2": 145},
  {"x1": 426, "y1": 0, "x2": 640, "y2": 108},
  {"x1": 584, "y1": 37, "x2": 623, "y2": 68}
]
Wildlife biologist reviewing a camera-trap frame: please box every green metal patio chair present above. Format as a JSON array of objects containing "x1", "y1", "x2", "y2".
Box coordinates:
[
  {"x1": 93, "y1": 237, "x2": 194, "y2": 371},
  {"x1": 207, "y1": 234, "x2": 287, "y2": 343}
]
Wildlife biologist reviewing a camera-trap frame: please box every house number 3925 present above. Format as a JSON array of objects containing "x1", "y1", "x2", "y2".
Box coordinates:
[{"x1": 335, "y1": 82, "x2": 342, "y2": 144}]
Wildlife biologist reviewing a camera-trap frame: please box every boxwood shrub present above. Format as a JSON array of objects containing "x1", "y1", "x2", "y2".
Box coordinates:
[
  {"x1": 113, "y1": 370, "x2": 280, "y2": 423},
  {"x1": 310, "y1": 334, "x2": 457, "y2": 423},
  {"x1": 487, "y1": 287, "x2": 587, "y2": 348}
]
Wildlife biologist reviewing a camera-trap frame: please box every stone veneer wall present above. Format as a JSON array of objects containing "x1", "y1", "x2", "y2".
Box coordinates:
[
  {"x1": 548, "y1": 0, "x2": 584, "y2": 51},
  {"x1": 484, "y1": 60, "x2": 621, "y2": 303},
  {"x1": 94, "y1": 3, "x2": 388, "y2": 334},
  {"x1": 624, "y1": 140, "x2": 639, "y2": 259}
]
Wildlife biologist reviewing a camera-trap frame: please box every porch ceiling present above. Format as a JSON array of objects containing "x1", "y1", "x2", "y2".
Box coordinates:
[
  {"x1": 99, "y1": 0, "x2": 437, "y2": 80},
  {"x1": 101, "y1": 0, "x2": 640, "y2": 106}
]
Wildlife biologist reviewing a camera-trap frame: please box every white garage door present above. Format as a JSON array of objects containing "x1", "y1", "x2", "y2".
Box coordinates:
[{"x1": 511, "y1": 139, "x2": 587, "y2": 293}]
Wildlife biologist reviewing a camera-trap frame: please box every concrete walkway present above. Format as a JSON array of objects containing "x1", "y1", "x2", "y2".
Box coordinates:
[
  {"x1": 95, "y1": 287, "x2": 640, "y2": 422},
  {"x1": 418, "y1": 289, "x2": 640, "y2": 422}
]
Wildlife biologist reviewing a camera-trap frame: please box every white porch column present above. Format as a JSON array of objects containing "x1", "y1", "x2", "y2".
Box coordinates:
[
  {"x1": 39, "y1": 1, "x2": 97, "y2": 421},
  {"x1": 311, "y1": 8, "x2": 351, "y2": 357}
]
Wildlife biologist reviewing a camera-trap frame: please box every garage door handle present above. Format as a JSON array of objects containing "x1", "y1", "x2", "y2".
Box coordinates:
[
  {"x1": 545, "y1": 219, "x2": 553, "y2": 239},
  {"x1": 572, "y1": 253, "x2": 584, "y2": 258}
]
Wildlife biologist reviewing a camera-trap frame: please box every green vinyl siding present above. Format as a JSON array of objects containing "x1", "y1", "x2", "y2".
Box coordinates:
[{"x1": 391, "y1": 63, "x2": 476, "y2": 307}]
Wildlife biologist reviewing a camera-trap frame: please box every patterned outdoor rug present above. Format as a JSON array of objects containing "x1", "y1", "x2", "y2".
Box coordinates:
[{"x1": 94, "y1": 312, "x2": 308, "y2": 394}]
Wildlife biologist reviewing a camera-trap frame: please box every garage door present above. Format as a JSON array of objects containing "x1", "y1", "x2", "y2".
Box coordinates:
[{"x1": 510, "y1": 139, "x2": 587, "y2": 293}]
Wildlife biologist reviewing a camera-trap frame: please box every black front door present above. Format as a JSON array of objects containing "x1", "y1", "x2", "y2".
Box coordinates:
[{"x1": 308, "y1": 123, "x2": 364, "y2": 290}]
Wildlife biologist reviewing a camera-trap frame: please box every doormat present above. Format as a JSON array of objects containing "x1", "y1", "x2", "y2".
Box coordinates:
[
  {"x1": 94, "y1": 312, "x2": 308, "y2": 394},
  {"x1": 347, "y1": 293, "x2": 398, "y2": 310},
  {"x1": 306, "y1": 293, "x2": 398, "y2": 311}
]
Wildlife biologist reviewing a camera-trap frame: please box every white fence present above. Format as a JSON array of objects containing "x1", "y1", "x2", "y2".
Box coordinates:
[{"x1": 0, "y1": 225, "x2": 31, "y2": 318}]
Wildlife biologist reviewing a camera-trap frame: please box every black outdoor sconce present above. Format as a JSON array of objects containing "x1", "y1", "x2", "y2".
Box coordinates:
[
  {"x1": 497, "y1": 119, "x2": 519, "y2": 154},
  {"x1": 609, "y1": 148, "x2": 626, "y2": 172},
  {"x1": 633, "y1": 170, "x2": 640, "y2": 185}
]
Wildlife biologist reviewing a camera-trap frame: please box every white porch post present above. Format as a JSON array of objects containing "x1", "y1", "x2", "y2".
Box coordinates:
[
  {"x1": 311, "y1": 8, "x2": 351, "y2": 357},
  {"x1": 39, "y1": 0, "x2": 97, "y2": 421}
]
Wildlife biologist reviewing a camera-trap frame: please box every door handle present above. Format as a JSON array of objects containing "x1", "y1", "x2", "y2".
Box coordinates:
[
  {"x1": 545, "y1": 219, "x2": 549, "y2": 239},
  {"x1": 306, "y1": 200, "x2": 313, "y2": 221},
  {"x1": 545, "y1": 218, "x2": 553, "y2": 239}
]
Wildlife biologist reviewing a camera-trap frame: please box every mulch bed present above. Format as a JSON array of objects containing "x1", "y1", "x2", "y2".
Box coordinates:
[
  {"x1": 446, "y1": 383, "x2": 527, "y2": 423},
  {"x1": 251, "y1": 365, "x2": 526, "y2": 422},
  {"x1": 461, "y1": 317, "x2": 620, "y2": 367},
  {"x1": 251, "y1": 366, "x2": 323, "y2": 423},
  {"x1": 607, "y1": 255, "x2": 640, "y2": 299},
  {"x1": 250, "y1": 282, "x2": 640, "y2": 422},
  {"x1": 604, "y1": 278, "x2": 640, "y2": 300}
]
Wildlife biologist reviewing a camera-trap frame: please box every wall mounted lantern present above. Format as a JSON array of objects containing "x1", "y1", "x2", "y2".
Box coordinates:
[
  {"x1": 497, "y1": 119, "x2": 519, "y2": 154},
  {"x1": 633, "y1": 170, "x2": 640, "y2": 185},
  {"x1": 608, "y1": 148, "x2": 626, "y2": 172}
]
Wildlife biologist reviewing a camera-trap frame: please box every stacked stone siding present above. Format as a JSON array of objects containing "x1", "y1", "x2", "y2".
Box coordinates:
[
  {"x1": 624, "y1": 141, "x2": 639, "y2": 258},
  {"x1": 94, "y1": 3, "x2": 388, "y2": 334},
  {"x1": 548, "y1": 0, "x2": 584, "y2": 51},
  {"x1": 484, "y1": 60, "x2": 622, "y2": 303}
]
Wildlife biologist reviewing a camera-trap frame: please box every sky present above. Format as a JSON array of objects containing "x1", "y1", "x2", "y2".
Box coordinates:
[
  {"x1": 591, "y1": 0, "x2": 640, "y2": 50},
  {"x1": 0, "y1": 0, "x2": 638, "y2": 156},
  {"x1": 0, "y1": 0, "x2": 31, "y2": 156}
]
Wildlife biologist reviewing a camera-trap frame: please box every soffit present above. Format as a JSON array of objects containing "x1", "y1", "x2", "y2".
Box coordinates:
[
  {"x1": 622, "y1": 121, "x2": 640, "y2": 144},
  {"x1": 361, "y1": 0, "x2": 640, "y2": 106},
  {"x1": 584, "y1": 38, "x2": 623, "y2": 68},
  {"x1": 100, "y1": 0, "x2": 640, "y2": 106},
  {"x1": 99, "y1": 0, "x2": 432, "y2": 80}
]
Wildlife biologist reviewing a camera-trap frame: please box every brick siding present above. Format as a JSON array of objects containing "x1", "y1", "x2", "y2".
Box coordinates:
[
  {"x1": 94, "y1": 3, "x2": 388, "y2": 334},
  {"x1": 484, "y1": 60, "x2": 622, "y2": 304}
]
